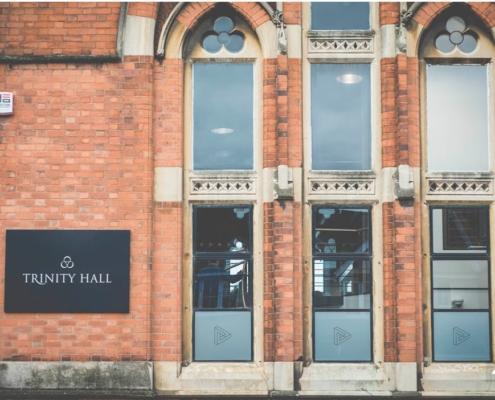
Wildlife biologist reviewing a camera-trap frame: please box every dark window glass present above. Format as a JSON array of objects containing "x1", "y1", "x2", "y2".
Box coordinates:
[
  {"x1": 311, "y1": 63, "x2": 371, "y2": 170},
  {"x1": 194, "y1": 259, "x2": 251, "y2": 309},
  {"x1": 193, "y1": 205, "x2": 253, "y2": 361},
  {"x1": 312, "y1": 206, "x2": 372, "y2": 362},
  {"x1": 313, "y1": 259, "x2": 371, "y2": 309},
  {"x1": 314, "y1": 208, "x2": 370, "y2": 254},
  {"x1": 430, "y1": 206, "x2": 491, "y2": 362},
  {"x1": 311, "y1": 2, "x2": 370, "y2": 30},
  {"x1": 193, "y1": 63, "x2": 253, "y2": 170},
  {"x1": 431, "y1": 208, "x2": 487, "y2": 253},
  {"x1": 193, "y1": 206, "x2": 252, "y2": 310},
  {"x1": 195, "y1": 206, "x2": 251, "y2": 253}
]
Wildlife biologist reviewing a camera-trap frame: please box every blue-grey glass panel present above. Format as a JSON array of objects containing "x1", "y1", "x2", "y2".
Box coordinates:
[
  {"x1": 194, "y1": 311, "x2": 251, "y2": 361},
  {"x1": 432, "y1": 260, "x2": 488, "y2": 288},
  {"x1": 427, "y1": 65, "x2": 488, "y2": 171},
  {"x1": 311, "y1": 64, "x2": 371, "y2": 170},
  {"x1": 431, "y1": 208, "x2": 488, "y2": 254},
  {"x1": 194, "y1": 259, "x2": 251, "y2": 309},
  {"x1": 311, "y1": 2, "x2": 370, "y2": 30},
  {"x1": 433, "y1": 289, "x2": 489, "y2": 309},
  {"x1": 314, "y1": 311, "x2": 371, "y2": 361},
  {"x1": 458, "y1": 33, "x2": 477, "y2": 53},
  {"x1": 195, "y1": 207, "x2": 251, "y2": 253},
  {"x1": 433, "y1": 312, "x2": 490, "y2": 361},
  {"x1": 314, "y1": 259, "x2": 371, "y2": 309},
  {"x1": 314, "y1": 208, "x2": 370, "y2": 253},
  {"x1": 193, "y1": 63, "x2": 253, "y2": 170}
]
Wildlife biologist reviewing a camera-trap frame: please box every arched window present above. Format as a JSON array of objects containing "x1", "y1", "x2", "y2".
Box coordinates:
[
  {"x1": 420, "y1": 4, "x2": 495, "y2": 362},
  {"x1": 421, "y1": 5, "x2": 494, "y2": 172},
  {"x1": 182, "y1": 5, "x2": 262, "y2": 363},
  {"x1": 184, "y1": 7, "x2": 261, "y2": 171}
]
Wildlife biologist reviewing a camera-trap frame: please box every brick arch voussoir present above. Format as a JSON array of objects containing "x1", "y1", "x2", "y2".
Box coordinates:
[
  {"x1": 413, "y1": 2, "x2": 495, "y2": 30},
  {"x1": 469, "y1": 2, "x2": 495, "y2": 29},
  {"x1": 176, "y1": 2, "x2": 271, "y2": 32},
  {"x1": 127, "y1": 2, "x2": 160, "y2": 19}
]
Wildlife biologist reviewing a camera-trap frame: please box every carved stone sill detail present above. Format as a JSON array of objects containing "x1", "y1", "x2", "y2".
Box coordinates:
[
  {"x1": 309, "y1": 179, "x2": 375, "y2": 195},
  {"x1": 427, "y1": 178, "x2": 493, "y2": 195},
  {"x1": 190, "y1": 178, "x2": 256, "y2": 195},
  {"x1": 308, "y1": 37, "x2": 373, "y2": 54}
]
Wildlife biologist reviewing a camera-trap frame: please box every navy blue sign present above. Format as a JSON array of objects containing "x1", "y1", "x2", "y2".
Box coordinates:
[{"x1": 4, "y1": 230, "x2": 130, "y2": 313}]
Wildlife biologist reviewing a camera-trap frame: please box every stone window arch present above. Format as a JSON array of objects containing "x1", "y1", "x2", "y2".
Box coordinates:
[
  {"x1": 180, "y1": 4, "x2": 265, "y2": 366},
  {"x1": 419, "y1": 4, "x2": 495, "y2": 364}
]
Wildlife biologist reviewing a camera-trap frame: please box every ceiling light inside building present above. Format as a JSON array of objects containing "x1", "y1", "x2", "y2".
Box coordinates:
[
  {"x1": 337, "y1": 74, "x2": 362, "y2": 84},
  {"x1": 211, "y1": 127, "x2": 234, "y2": 134}
]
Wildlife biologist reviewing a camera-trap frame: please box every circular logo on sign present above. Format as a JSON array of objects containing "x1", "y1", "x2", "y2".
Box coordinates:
[{"x1": 60, "y1": 256, "x2": 74, "y2": 269}]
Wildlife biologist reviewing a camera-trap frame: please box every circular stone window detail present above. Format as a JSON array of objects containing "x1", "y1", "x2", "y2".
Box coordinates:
[
  {"x1": 434, "y1": 16, "x2": 477, "y2": 54},
  {"x1": 202, "y1": 17, "x2": 245, "y2": 54}
]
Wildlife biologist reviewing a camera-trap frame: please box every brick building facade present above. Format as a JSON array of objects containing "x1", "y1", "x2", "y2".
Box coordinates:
[{"x1": 1, "y1": 1, "x2": 495, "y2": 397}]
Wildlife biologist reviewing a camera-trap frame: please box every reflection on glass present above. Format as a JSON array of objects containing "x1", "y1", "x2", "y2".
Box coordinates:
[
  {"x1": 435, "y1": 34, "x2": 455, "y2": 53},
  {"x1": 194, "y1": 259, "x2": 251, "y2": 309},
  {"x1": 314, "y1": 208, "x2": 370, "y2": 254},
  {"x1": 195, "y1": 207, "x2": 251, "y2": 253},
  {"x1": 433, "y1": 289, "x2": 489, "y2": 309},
  {"x1": 433, "y1": 312, "x2": 490, "y2": 361},
  {"x1": 315, "y1": 311, "x2": 371, "y2": 361},
  {"x1": 194, "y1": 63, "x2": 253, "y2": 170},
  {"x1": 458, "y1": 33, "x2": 477, "y2": 53},
  {"x1": 227, "y1": 34, "x2": 244, "y2": 53},
  {"x1": 427, "y1": 65, "x2": 488, "y2": 171},
  {"x1": 194, "y1": 311, "x2": 251, "y2": 361},
  {"x1": 313, "y1": 259, "x2": 371, "y2": 309},
  {"x1": 446, "y1": 16, "x2": 466, "y2": 32},
  {"x1": 214, "y1": 16, "x2": 234, "y2": 33},
  {"x1": 311, "y1": 2, "x2": 370, "y2": 30},
  {"x1": 432, "y1": 260, "x2": 488, "y2": 288},
  {"x1": 431, "y1": 208, "x2": 488, "y2": 254},
  {"x1": 311, "y1": 64, "x2": 371, "y2": 170}
]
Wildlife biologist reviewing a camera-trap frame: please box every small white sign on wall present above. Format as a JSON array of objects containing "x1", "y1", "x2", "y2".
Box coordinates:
[{"x1": 0, "y1": 92, "x2": 13, "y2": 115}]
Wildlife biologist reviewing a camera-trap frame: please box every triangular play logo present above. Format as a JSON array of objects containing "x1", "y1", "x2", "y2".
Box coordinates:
[
  {"x1": 453, "y1": 327, "x2": 470, "y2": 346},
  {"x1": 214, "y1": 326, "x2": 232, "y2": 345},
  {"x1": 334, "y1": 326, "x2": 352, "y2": 345}
]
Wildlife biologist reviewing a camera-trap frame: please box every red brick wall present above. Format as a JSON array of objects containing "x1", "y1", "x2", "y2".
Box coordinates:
[
  {"x1": 0, "y1": 2, "x2": 121, "y2": 57},
  {"x1": 127, "y1": 2, "x2": 159, "y2": 19},
  {"x1": 152, "y1": 202, "x2": 182, "y2": 362},
  {"x1": 154, "y1": 59, "x2": 184, "y2": 168},
  {"x1": 381, "y1": 58, "x2": 398, "y2": 168},
  {"x1": 283, "y1": 2, "x2": 301, "y2": 25},
  {"x1": 380, "y1": 8, "x2": 424, "y2": 362},
  {"x1": 0, "y1": 56, "x2": 154, "y2": 361},
  {"x1": 379, "y1": 2, "x2": 400, "y2": 26},
  {"x1": 263, "y1": 202, "x2": 275, "y2": 361},
  {"x1": 263, "y1": 59, "x2": 277, "y2": 169}
]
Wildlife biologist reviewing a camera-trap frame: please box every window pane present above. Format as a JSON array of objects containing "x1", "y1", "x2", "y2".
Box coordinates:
[
  {"x1": 314, "y1": 311, "x2": 371, "y2": 361},
  {"x1": 311, "y1": 2, "x2": 370, "y2": 30},
  {"x1": 433, "y1": 289, "x2": 489, "y2": 309},
  {"x1": 311, "y1": 64, "x2": 371, "y2": 170},
  {"x1": 195, "y1": 206, "x2": 251, "y2": 253},
  {"x1": 314, "y1": 208, "x2": 370, "y2": 254},
  {"x1": 194, "y1": 259, "x2": 251, "y2": 309},
  {"x1": 427, "y1": 65, "x2": 489, "y2": 171},
  {"x1": 193, "y1": 63, "x2": 253, "y2": 170},
  {"x1": 433, "y1": 312, "x2": 490, "y2": 361},
  {"x1": 432, "y1": 260, "x2": 488, "y2": 289},
  {"x1": 431, "y1": 208, "x2": 488, "y2": 254},
  {"x1": 194, "y1": 311, "x2": 251, "y2": 361},
  {"x1": 314, "y1": 259, "x2": 371, "y2": 309}
]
